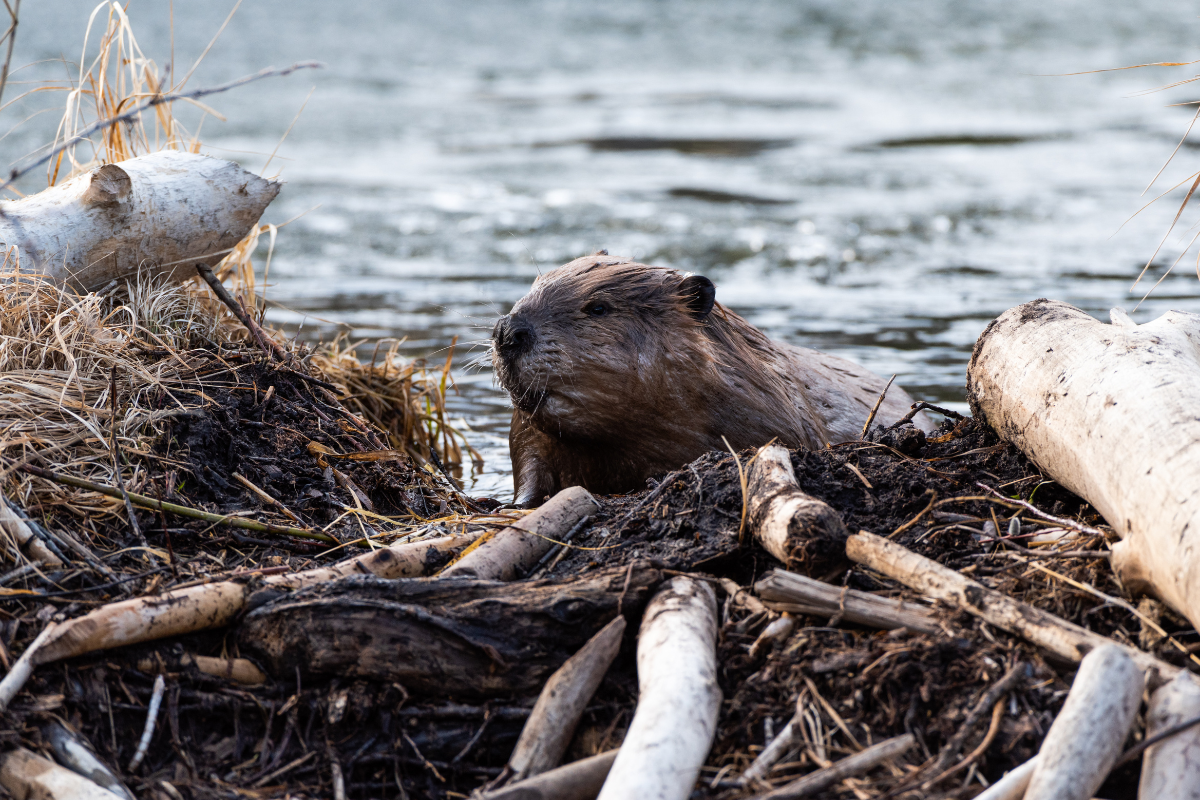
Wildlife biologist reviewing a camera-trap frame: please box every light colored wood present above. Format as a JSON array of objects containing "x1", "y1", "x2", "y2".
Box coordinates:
[
  {"x1": 1139, "y1": 671, "x2": 1200, "y2": 800},
  {"x1": 973, "y1": 757, "x2": 1037, "y2": 800},
  {"x1": 748, "y1": 734, "x2": 915, "y2": 799},
  {"x1": 1025, "y1": 645, "x2": 1143, "y2": 800},
  {"x1": 506, "y1": 616, "x2": 626, "y2": 782},
  {"x1": 41, "y1": 720, "x2": 134, "y2": 800},
  {"x1": 1, "y1": 150, "x2": 279, "y2": 292},
  {"x1": 845, "y1": 531, "x2": 1180, "y2": 687},
  {"x1": 481, "y1": 751, "x2": 618, "y2": 800},
  {"x1": 746, "y1": 444, "x2": 848, "y2": 571},
  {"x1": 0, "y1": 746, "x2": 123, "y2": 800},
  {"x1": 0, "y1": 498, "x2": 61, "y2": 566},
  {"x1": 966, "y1": 300, "x2": 1200, "y2": 628},
  {"x1": 755, "y1": 569, "x2": 939, "y2": 635},
  {"x1": 441, "y1": 487, "x2": 598, "y2": 581},
  {"x1": 33, "y1": 534, "x2": 474, "y2": 664},
  {"x1": 0, "y1": 622, "x2": 58, "y2": 712},
  {"x1": 596, "y1": 577, "x2": 721, "y2": 800}
]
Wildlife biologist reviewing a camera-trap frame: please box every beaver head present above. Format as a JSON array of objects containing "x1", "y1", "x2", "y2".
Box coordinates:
[{"x1": 492, "y1": 254, "x2": 721, "y2": 442}]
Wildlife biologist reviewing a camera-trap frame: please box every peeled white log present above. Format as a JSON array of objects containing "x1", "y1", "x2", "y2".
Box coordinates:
[
  {"x1": 754, "y1": 569, "x2": 939, "y2": 635},
  {"x1": 0, "y1": 747, "x2": 122, "y2": 800},
  {"x1": 42, "y1": 720, "x2": 134, "y2": 800},
  {"x1": 1139, "y1": 670, "x2": 1200, "y2": 800},
  {"x1": 0, "y1": 499, "x2": 61, "y2": 566},
  {"x1": 1, "y1": 150, "x2": 280, "y2": 292},
  {"x1": 505, "y1": 615, "x2": 626, "y2": 783},
  {"x1": 746, "y1": 444, "x2": 848, "y2": 573},
  {"x1": 973, "y1": 756, "x2": 1037, "y2": 800},
  {"x1": 1024, "y1": 644, "x2": 1143, "y2": 800},
  {"x1": 596, "y1": 577, "x2": 721, "y2": 800},
  {"x1": 846, "y1": 531, "x2": 1180, "y2": 687},
  {"x1": 481, "y1": 751, "x2": 618, "y2": 800},
  {"x1": 0, "y1": 622, "x2": 58, "y2": 712},
  {"x1": 441, "y1": 487, "x2": 599, "y2": 581},
  {"x1": 966, "y1": 301, "x2": 1200, "y2": 628},
  {"x1": 33, "y1": 533, "x2": 474, "y2": 665}
]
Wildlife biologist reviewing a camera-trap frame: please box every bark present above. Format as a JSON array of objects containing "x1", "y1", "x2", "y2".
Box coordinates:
[
  {"x1": 0, "y1": 747, "x2": 123, "y2": 800},
  {"x1": 746, "y1": 444, "x2": 848, "y2": 574},
  {"x1": 136, "y1": 653, "x2": 266, "y2": 686},
  {"x1": 596, "y1": 577, "x2": 721, "y2": 800},
  {"x1": 441, "y1": 486, "x2": 599, "y2": 581},
  {"x1": 966, "y1": 300, "x2": 1200, "y2": 628},
  {"x1": 1, "y1": 150, "x2": 280, "y2": 292},
  {"x1": 41, "y1": 720, "x2": 133, "y2": 800},
  {"x1": 238, "y1": 565, "x2": 659, "y2": 697},
  {"x1": 1024, "y1": 645, "x2": 1143, "y2": 800},
  {"x1": 1139, "y1": 671, "x2": 1200, "y2": 800},
  {"x1": 754, "y1": 569, "x2": 938, "y2": 635},
  {"x1": 504, "y1": 616, "x2": 626, "y2": 783},
  {"x1": 480, "y1": 751, "x2": 618, "y2": 800},
  {"x1": 845, "y1": 531, "x2": 1180, "y2": 687},
  {"x1": 748, "y1": 734, "x2": 915, "y2": 800},
  {"x1": 34, "y1": 534, "x2": 473, "y2": 665}
]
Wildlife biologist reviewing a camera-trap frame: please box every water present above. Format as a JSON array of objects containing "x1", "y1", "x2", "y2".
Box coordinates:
[{"x1": 10, "y1": 1, "x2": 1200, "y2": 498}]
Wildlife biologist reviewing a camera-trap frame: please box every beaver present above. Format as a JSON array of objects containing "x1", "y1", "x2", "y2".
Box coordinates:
[{"x1": 492, "y1": 253, "x2": 933, "y2": 505}]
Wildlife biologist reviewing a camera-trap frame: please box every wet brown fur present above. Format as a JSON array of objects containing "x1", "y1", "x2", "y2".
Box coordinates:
[{"x1": 493, "y1": 254, "x2": 921, "y2": 505}]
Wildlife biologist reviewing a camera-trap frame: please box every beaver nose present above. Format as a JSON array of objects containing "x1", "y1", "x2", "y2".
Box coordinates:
[{"x1": 493, "y1": 315, "x2": 533, "y2": 357}]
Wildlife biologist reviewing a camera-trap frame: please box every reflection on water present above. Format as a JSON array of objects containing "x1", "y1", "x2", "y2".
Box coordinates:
[{"x1": 9, "y1": 0, "x2": 1200, "y2": 498}]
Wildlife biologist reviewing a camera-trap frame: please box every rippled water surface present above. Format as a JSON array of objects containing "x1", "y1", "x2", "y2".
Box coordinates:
[{"x1": 12, "y1": 1, "x2": 1200, "y2": 497}]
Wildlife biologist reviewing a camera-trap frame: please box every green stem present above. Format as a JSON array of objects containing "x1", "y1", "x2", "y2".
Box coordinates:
[{"x1": 20, "y1": 464, "x2": 338, "y2": 545}]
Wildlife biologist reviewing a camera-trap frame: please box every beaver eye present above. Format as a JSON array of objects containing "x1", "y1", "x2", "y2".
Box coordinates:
[{"x1": 584, "y1": 301, "x2": 611, "y2": 317}]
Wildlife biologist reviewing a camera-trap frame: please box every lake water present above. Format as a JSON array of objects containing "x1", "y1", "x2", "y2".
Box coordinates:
[{"x1": 11, "y1": 1, "x2": 1200, "y2": 498}]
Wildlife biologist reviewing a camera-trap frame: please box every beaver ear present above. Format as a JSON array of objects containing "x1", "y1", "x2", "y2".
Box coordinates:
[{"x1": 680, "y1": 275, "x2": 716, "y2": 320}]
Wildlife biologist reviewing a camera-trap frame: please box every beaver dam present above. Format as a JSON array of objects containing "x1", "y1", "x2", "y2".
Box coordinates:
[{"x1": 0, "y1": 267, "x2": 1185, "y2": 800}]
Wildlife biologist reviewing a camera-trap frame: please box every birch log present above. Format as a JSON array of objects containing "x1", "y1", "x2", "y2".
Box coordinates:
[
  {"x1": 1139, "y1": 671, "x2": 1200, "y2": 800},
  {"x1": 746, "y1": 444, "x2": 848, "y2": 574},
  {"x1": 1, "y1": 150, "x2": 280, "y2": 292},
  {"x1": 33, "y1": 533, "x2": 474, "y2": 665},
  {"x1": 0, "y1": 747, "x2": 122, "y2": 800},
  {"x1": 973, "y1": 757, "x2": 1037, "y2": 800},
  {"x1": 441, "y1": 487, "x2": 599, "y2": 581},
  {"x1": 596, "y1": 576, "x2": 720, "y2": 800},
  {"x1": 966, "y1": 300, "x2": 1200, "y2": 628},
  {"x1": 1024, "y1": 645, "x2": 1143, "y2": 800},
  {"x1": 480, "y1": 751, "x2": 618, "y2": 800}
]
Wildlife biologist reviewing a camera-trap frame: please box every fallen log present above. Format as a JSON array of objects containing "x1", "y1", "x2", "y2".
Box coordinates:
[
  {"x1": 754, "y1": 569, "x2": 939, "y2": 635},
  {"x1": 1, "y1": 150, "x2": 280, "y2": 292},
  {"x1": 1139, "y1": 671, "x2": 1200, "y2": 800},
  {"x1": 845, "y1": 531, "x2": 1180, "y2": 686},
  {"x1": 1024, "y1": 645, "x2": 1143, "y2": 800},
  {"x1": 973, "y1": 757, "x2": 1037, "y2": 800},
  {"x1": 500, "y1": 616, "x2": 626, "y2": 784},
  {"x1": 966, "y1": 300, "x2": 1200, "y2": 628},
  {"x1": 596, "y1": 576, "x2": 720, "y2": 800},
  {"x1": 41, "y1": 719, "x2": 134, "y2": 800},
  {"x1": 747, "y1": 734, "x2": 915, "y2": 800},
  {"x1": 0, "y1": 746, "x2": 123, "y2": 800},
  {"x1": 441, "y1": 487, "x2": 599, "y2": 581},
  {"x1": 33, "y1": 533, "x2": 474, "y2": 665},
  {"x1": 479, "y1": 750, "x2": 618, "y2": 800},
  {"x1": 746, "y1": 444, "x2": 848, "y2": 574},
  {"x1": 239, "y1": 565, "x2": 658, "y2": 696}
]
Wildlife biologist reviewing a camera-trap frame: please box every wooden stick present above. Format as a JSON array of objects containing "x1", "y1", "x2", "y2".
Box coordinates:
[
  {"x1": 21, "y1": 463, "x2": 338, "y2": 544},
  {"x1": 502, "y1": 616, "x2": 626, "y2": 783},
  {"x1": 33, "y1": 534, "x2": 474, "y2": 665},
  {"x1": 196, "y1": 263, "x2": 291, "y2": 363},
  {"x1": 845, "y1": 531, "x2": 1180, "y2": 687},
  {"x1": 755, "y1": 569, "x2": 939, "y2": 635},
  {"x1": 1138, "y1": 671, "x2": 1200, "y2": 799},
  {"x1": 42, "y1": 719, "x2": 135, "y2": 800},
  {"x1": 597, "y1": 577, "x2": 721, "y2": 800},
  {"x1": 0, "y1": 746, "x2": 124, "y2": 800},
  {"x1": 0, "y1": 621, "x2": 57, "y2": 712},
  {"x1": 441, "y1": 487, "x2": 598, "y2": 581},
  {"x1": 920, "y1": 662, "x2": 1025, "y2": 786},
  {"x1": 746, "y1": 444, "x2": 849, "y2": 574},
  {"x1": 1024, "y1": 645, "x2": 1143, "y2": 800},
  {"x1": 480, "y1": 750, "x2": 618, "y2": 800},
  {"x1": 740, "y1": 696, "x2": 803, "y2": 786},
  {"x1": 748, "y1": 734, "x2": 915, "y2": 799},
  {"x1": 0, "y1": 493, "x2": 61, "y2": 566},
  {"x1": 972, "y1": 757, "x2": 1037, "y2": 800}
]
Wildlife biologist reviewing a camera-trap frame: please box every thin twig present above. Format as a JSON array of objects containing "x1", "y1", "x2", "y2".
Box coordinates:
[
  {"x1": 1114, "y1": 711, "x2": 1200, "y2": 767},
  {"x1": 0, "y1": 61, "x2": 322, "y2": 194},
  {"x1": 195, "y1": 264, "x2": 290, "y2": 363},
  {"x1": 860, "y1": 374, "x2": 895, "y2": 439},
  {"x1": 0, "y1": 0, "x2": 20, "y2": 110},
  {"x1": 975, "y1": 482, "x2": 1106, "y2": 537},
  {"x1": 920, "y1": 663, "x2": 1024, "y2": 787},
  {"x1": 128, "y1": 674, "x2": 166, "y2": 771},
  {"x1": 886, "y1": 401, "x2": 965, "y2": 431},
  {"x1": 110, "y1": 365, "x2": 146, "y2": 546}
]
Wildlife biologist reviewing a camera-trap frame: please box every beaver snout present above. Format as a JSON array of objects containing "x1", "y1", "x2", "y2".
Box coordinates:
[{"x1": 492, "y1": 314, "x2": 534, "y2": 361}]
